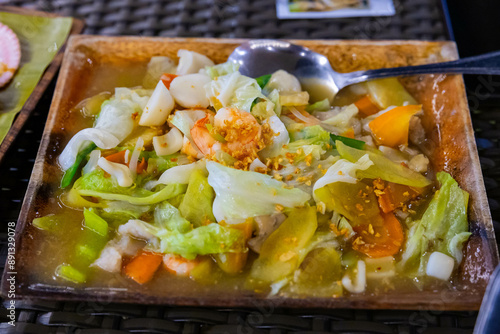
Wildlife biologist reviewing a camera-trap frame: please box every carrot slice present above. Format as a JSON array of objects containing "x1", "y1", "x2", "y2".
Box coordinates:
[
  {"x1": 136, "y1": 157, "x2": 147, "y2": 174},
  {"x1": 160, "y1": 73, "x2": 178, "y2": 89},
  {"x1": 105, "y1": 150, "x2": 148, "y2": 174},
  {"x1": 341, "y1": 128, "x2": 355, "y2": 139},
  {"x1": 105, "y1": 150, "x2": 128, "y2": 164},
  {"x1": 369, "y1": 105, "x2": 421, "y2": 147},
  {"x1": 124, "y1": 250, "x2": 163, "y2": 284},
  {"x1": 352, "y1": 212, "x2": 404, "y2": 258},
  {"x1": 354, "y1": 95, "x2": 380, "y2": 117},
  {"x1": 373, "y1": 179, "x2": 425, "y2": 213}
]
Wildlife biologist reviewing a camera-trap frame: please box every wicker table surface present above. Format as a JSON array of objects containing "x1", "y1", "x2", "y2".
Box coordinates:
[{"x1": 0, "y1": 0, "x2": 496, "y2": 333}]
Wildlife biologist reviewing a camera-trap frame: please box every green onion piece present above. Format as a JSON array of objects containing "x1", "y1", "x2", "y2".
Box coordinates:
[
  {"x1": 255, "y1": 74, "x2": 272, "y2": 89},
  {"x1": 61, "y1": 143, "x2": 97, "y2": 189},
  {"x1": 55, "y1": 264, "x2": 86, "y2": 284},
  {"x1": 83, "y1": 209, "x2": 109, "y2": 237},
  {"x1": 205, "y1": 123, "x2": 227, "y2": 143},
  {"x1": 330, "y1": 134, "x2": 365, "y2": 150}
]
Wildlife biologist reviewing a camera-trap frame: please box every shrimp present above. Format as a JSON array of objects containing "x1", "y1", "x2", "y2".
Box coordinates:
[
  {"x1": 191, "y1": 107, "x2": 263, "y2": 160},
  {"x1": 190, "y1": 115, "x2": 220, "y2": 156},
  {"x1": 163, "y1": 254, "x2": 199, "y2": 277}
]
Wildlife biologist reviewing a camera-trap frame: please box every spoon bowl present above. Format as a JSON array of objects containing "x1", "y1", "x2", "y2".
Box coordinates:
[{"x1": 228, "y1": 39, "x2": 500, "y2": 102}]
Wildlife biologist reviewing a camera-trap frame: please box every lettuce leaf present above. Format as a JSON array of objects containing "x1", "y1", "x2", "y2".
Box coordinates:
[
  {"x1": 178, "y1": 170, "x2": 216, "y2": 227},
  {"x1": 156, "y1": 223, "x2": 246, "y2": 260},
  {"x1": 206, "y1": 161, "x2": 311, "y2": 222},
  {"x1": 399, "y1": 172, "x2": 471, "y2": 276}
]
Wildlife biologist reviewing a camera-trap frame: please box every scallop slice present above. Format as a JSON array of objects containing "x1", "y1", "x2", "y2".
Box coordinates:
[
  {"x1": 0, "y1": 23, "x2": 21, "y2": 88},
  {"x1": 169, "y1": 73, "x2": 211, "y2": 108},
  {"x1": 176, "y1": 50, "x2": 214, "y2": 75}
]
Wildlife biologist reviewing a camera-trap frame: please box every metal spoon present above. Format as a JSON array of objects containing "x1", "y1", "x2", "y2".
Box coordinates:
[{"x1": 228, "y1": 39, "x2": 500, "y2": 101}]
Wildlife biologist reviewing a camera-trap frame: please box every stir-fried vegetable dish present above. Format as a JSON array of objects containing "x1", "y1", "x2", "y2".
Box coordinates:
[{"x1": 33, "y1": 49, "x2": 471, "y2": 297}]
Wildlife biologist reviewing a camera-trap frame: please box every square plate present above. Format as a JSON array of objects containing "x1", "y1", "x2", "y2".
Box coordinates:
[
  {"x1": 3, "y1": 36, "x2": 498, "y2": 310},
  {"x1": 0, "y1": 6, "x2": 84, "y2": 162}
]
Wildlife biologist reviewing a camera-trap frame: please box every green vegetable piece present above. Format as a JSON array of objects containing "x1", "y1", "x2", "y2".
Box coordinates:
[
  {"x1": 55, "y1": 264, "x2": 86, "y2": 284},
  {"x1": 179, "y1": 170, "x2": 216, "y2": 227},
  {"x1": 32, "y1": 214, "x2": 64, "y2": 232},
  {"x1": 61, "y1": 143, "x2": 97, "y2": 189},
  {"x1": 247, "y1": 206, "x2": 317, "y2": 289},
  {"x1": 205, "y1": 62, "x2": 240, "y2": 79},
  {"x1": 74, "y1": 227, "x2": 108, "y2": 268},
  {"x1": 251, "y1": 100, "x2": 276, "y2": 120},
  {"x1": 256, "y1": 74, "x2": 272, "y2": 89},
  {"x1": 205, "y1": 123, "x2": 227, "y2": 143},
  {"x1": 336, "y1": 141, "x2": 432, "y2": 187},
  {"x1": 189, "y1": 257, "x2": 223, "y2": 285},
  {"x1": 154, "y1": 202, "x2": 191, "y2": 233},
  {"x1": 341, "y1": 250, "x2": 359, "y2": 268},
  {"x1": 76, "y1": 183, "x2": 187, "y2": 205},
  {"x1": 83, "y1": 209, "x2": 108, "y2": 237},
  {"x1": 146, "y1": 154, "x2": 179, "y2": 174},
  {"x1": 291, "y1": 247, "x2": 343, "y2": 297},
  {"x1": 76, "y1": 169, "x2": 133, "y2": 195},
  {"x1": 99, "y1": 202, "x2": 150, "y2": 228},
  {"x1": 399, "y1": 172, "x2": 471, "y2": 276},
  {"x1": 330, "y1": 134, "x2": 365, "y2": 150},
  {"x1": 315, "y1": 180, "x2": 381, "y2": 226},
  {"x1": 76, "y1": 244, "x2": 99, "y2": 264},
  {"x1": 306, "y1": 98, "x2": 330, "y2": 112},
  {"x1": 157, "y1": 223, "x2": 246, "y2": 260}
]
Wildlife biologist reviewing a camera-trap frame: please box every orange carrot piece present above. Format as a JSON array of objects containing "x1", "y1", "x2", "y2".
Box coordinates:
[
  {"x1": 341, "y1": 128, "x2": 355, "y2": 139},
  {"x1": 160, "y1": 73, "x2": 178, "y2": 89},
  {"x1": 369, "y1": 105, "x2": 421, "y2": 147},
  {"x1": 136, "y1": 157, "x2": 147, "y2": 174},
  {"x1": 354, "y1": 95, "x2": 380, "y2": 117},
  {"x1": 124, "y1": 251, "x2": 163, "y2": 284},
  {"x1": 105, "y1": 150, "x2": 128, "y2": 165},
  {"x1": 352, "y1": 212, "x2": 404, "y2": 258},
  {"x1": 374, "y1": 180, "x2": 426, "y2": 213}
]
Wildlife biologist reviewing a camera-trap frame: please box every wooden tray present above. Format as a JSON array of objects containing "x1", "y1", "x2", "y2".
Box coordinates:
[
  {"x1": 0, "y1": 6, "x2": 84, "y2": 162},
  {"x1": 3, "y1": 36, "x2": 498, "y2": 310}
]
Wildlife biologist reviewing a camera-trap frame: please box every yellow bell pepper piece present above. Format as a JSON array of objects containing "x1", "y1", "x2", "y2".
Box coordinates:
[{"x1": 369, "y1": 105, "x2": 422, "y2": 147}]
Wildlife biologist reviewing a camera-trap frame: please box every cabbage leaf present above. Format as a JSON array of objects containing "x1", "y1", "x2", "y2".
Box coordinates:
[
  {"x1": 178, "y1": 169, "x2": 216, "y2": 227},
  {"x1": 156, "y1": 223, "x2": 246, "y2": 259},
  {"x1": 398, "y1": 172, "x2": 471, "y2": 276},
  {"x1": 206, "y1": 161, "x2": 310, "y2": 222},
  {"x1": 154, "y1": 202, "x2": 191, "y2": 233},
  {"x1": 336, "y1": 141, "x2": 432, "y2": 187},
  {"x1": 206, "y1": 72, "x2": 265, "y2": 112}
]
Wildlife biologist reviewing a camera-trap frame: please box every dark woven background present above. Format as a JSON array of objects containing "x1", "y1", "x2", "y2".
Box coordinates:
[{"x1": 0, "y1": 0, "x2": 497, "y2": 333}]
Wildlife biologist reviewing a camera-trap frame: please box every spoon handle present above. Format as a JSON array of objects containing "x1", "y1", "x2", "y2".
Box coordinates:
[{"x1": 342, "y1": 50, "x2": 500, "y2": 86}]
